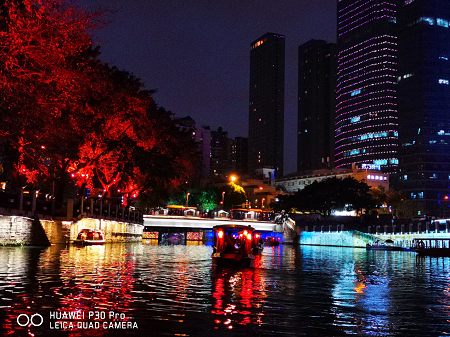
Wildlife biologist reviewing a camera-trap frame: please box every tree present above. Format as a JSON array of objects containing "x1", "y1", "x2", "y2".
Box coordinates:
[
  {"x1": 0, "y1": 0, "x2": 104, "y2": 196},
  {"x1": 0, "y1": 0, "x2": 200, "y2": 211}
]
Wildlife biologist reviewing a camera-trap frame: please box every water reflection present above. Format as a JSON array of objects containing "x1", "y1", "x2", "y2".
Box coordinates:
[
  {"x1": 2, "y1": 243, "x2": 450, "y2": 336},
  {"x1": 211, "y1": 266, "x2": 267, "y2": 331},
  {"x1": 2, "y1": 244, "x2": 138, "y2": 336}
]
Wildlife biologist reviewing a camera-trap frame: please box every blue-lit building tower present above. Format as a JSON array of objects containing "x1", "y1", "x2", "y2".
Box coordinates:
[
  {"x1": 335, "y1": 0, "x2": 398, "y2": 172},
  {"x1": 396, "y1": 0, "x2": 450, "y2": 216}
]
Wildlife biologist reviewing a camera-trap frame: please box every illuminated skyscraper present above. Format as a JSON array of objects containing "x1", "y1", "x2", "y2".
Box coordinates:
[
  {"x1": 297, "y1": 39, "x2": 337, "y2": 171},
  {"x1": 248, "y1": 33, "x2": 285, "y2": 178},
  {"x1": 335, "y1": 0, "x2": 398, "y2": 172},
  {"x1": 396, "y1": 0, "x2": 450, "y2": 216}
]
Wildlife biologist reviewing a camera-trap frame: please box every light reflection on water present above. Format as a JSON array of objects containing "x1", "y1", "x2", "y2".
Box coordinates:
[{"x1": 1, "y1": 244, "x2": 450, "y2": 336}]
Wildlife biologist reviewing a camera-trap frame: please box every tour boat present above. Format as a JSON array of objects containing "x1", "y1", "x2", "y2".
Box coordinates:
[
  {"x1": 264, "y1": 236, "x2": 280, "y2": 246},
  {"x1": 366, "y1": 239, "x2": 402, "y2": 251},
  {"x1": 211, "y1": 224, "x2": 257, "y2": 267},
  {"x1": 72, "y1": 228, "x2": 106, "y2": 245},
  {"x1": 413, "y1": 238, "x2": 450, "y2": 257},
  {"x1": 252, "y1": 232, "x2": 264, "y2": 255}
]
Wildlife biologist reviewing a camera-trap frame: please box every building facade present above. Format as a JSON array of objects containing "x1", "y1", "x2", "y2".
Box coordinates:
[
  {"x1": 276, "y1": 168, "x2": 389, "y2": 194},
  {"x1": 231, "y1": 137, "x2": 248, "y2": 177},
  {"x1": 174, "y1": 116, "x2": 211, "y2": 182},
  {"x1": 248, "y1": 32, "x2": 285, "y2": 178},
  {"x1": 297, "y1": 39, "x2": 337, "y2": 171},
  {"x1": 210, "y1": 127, "x2": 232, "y2": 178},
  {"x1": 335, "y1": 0, "x2": 398, "y2": 172},
  {"x1": 396, "y1": 0, "x2": 450, "y2": 216}
]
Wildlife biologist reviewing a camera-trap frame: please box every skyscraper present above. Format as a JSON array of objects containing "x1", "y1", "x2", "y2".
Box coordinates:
[
  {"x1": 210, "y1": 127, "x2": 232, "y2": 178},
  {"x1": 396, "y1": 0, "x2": 450, "y2": 216},
  {"x1": 335, "y1": 0, "x2": 398, "y2": 172},
  {"x1": 248, "y1": 33, "x2": 285, "y2": 178},
  {"x1": 297, "y1": 39, "x2": 337, "y2": 172}
]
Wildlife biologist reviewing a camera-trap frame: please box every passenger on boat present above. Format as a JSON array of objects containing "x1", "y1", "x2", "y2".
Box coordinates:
[{"x1": 223, "y1": 233, "x2": 236, "y2": 253}]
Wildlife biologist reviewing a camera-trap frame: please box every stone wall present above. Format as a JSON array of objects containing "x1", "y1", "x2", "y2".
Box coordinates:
[
  {"x1": 0, "y1": 215, "x2": 50, "y2": 246},
  {"x1": 0, "y1": 215, "x2": 143, "y2": 245}
]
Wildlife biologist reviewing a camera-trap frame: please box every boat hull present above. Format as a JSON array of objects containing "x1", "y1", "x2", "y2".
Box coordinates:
[
  {"x1": 366, "y1": 245, "x2": 403, "y2": 251},
  {"x1": 416, "y1": 248, "x2": 450, "y2": 257},
  {"x1": 72, "y1": 239, "x2": 105, "y2": 246},
  {"x1": 212, "y1": 253, "x2": 254, "y2": 268}
]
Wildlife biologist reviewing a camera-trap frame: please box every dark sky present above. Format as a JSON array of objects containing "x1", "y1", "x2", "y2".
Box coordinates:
[{"x1": 79, "y1": 0, "x2": 337, "y2": 174}]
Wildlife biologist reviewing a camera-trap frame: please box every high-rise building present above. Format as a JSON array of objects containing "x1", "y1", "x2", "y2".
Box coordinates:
[
  {"x1": 232, "y1": 137, "x2": 248, "y2": 176},
  {"x1": 174, "y1": 116, "x2": 211, "y2": 182},
  {"x1": 297, "y1": 39, "x2": 337, "y2": 172},
  {"x1": 396, "y1": 0, "x2": 450, "y2": 216},
  {"x1": 248, "y1": 33, "x2": 285, "y2": 178},
  {"x1": 335, "y1": 0, "x2": 398, "y2": 172},
  {"x1": 210, "y1": 127, "x2": 232, "y2": 178}
]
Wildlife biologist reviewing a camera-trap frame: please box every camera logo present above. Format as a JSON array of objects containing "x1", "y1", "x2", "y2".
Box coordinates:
[{"x1": 17, "y1": 313, "x2": 44, "y2": 327}]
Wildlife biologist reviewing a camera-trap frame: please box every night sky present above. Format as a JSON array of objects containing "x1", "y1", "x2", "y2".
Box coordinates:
[{"x1": 79, "y1": 0, "x2": 337, "y2": 174}]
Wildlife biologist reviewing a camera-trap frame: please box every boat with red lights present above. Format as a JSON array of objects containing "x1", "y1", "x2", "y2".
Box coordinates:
[
  {"x1": 264, "y1": 236, "x2": 280, "y2": 246},
  {"x1": 72, "y1": 228, "x2": 106, "y2": 245},
  {"x1": 211, "y1": 224, "x2": 257, "y2": 267},
  {"x1": 252, "y1": 232, "x2": 264, "y2": 255}
]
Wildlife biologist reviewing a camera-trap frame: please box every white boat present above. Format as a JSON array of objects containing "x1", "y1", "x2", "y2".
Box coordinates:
[{"x1": 72, "y1": 228, "x2": 106, "y2": 245}]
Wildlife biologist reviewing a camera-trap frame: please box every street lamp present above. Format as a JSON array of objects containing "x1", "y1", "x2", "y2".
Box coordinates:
[
  {"x1": 186, "y1": 192, "x2": 190, "y2": 207},
  {"x1": 262, "y1": 198, "x2": 265, "y2": 209},
  {"x1": 230, "y1": 175, "x2": 237, "y2": 183},
  {"x1": 222, "y1": 191, "x2": 225, "y2": 209}
]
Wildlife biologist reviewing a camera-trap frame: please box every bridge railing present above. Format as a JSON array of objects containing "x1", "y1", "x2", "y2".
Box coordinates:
[
  {"x1": 0, "y1": 189, "x2": 143, "y2": 224},
  {"x1": 302, "y1": 220, "x2": 450, "y2": 235}
]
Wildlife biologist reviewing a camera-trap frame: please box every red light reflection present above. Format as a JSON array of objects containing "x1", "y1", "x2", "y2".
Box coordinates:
[{"x1": 211, "y1": 267, "x2": 266, "y2": 330}]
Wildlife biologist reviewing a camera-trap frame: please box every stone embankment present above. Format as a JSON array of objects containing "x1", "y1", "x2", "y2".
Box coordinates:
[{"x1": 0, "y1": 215, "x2": 143, "y2": 246}]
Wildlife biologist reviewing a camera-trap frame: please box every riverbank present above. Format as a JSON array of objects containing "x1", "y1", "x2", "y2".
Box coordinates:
[{"x1": 0, "y1": 215, "x2": 143, "y2": 246}]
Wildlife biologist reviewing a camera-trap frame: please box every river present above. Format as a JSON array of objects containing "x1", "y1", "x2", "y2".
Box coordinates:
[{"x1": 1, "y1": 242, "x2": 449, "y2": 336}]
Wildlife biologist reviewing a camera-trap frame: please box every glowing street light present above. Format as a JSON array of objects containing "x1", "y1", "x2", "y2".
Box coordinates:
[
  {"x1": 230, "y1": 175, "x2": 237, "y2": 183},
  {"x1": 186, "y1": 192, "x2": 190, "y2": 207},
  {"x1": 222, "y1": 191, "x2": 225, "y2": 209}
]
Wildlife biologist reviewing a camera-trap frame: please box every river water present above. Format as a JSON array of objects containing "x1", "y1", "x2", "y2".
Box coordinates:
[{"x1": 1, "y1": 242, "x2": 450, "y2": 336}]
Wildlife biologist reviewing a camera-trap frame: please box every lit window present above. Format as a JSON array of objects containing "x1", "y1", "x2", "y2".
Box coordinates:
[
  {"x1": 437, "y1": 18, "x2": 449, "y2": 28},
  {"x1": 439, "y1": 79, "x2": 449, "y2": 85},
  {"x1": 420, "y1": 17, "x2": 435, "y2": 25},
  {"x1": 373, "y1": 159, "x2": 388, "y2": 166},
  {"x1": 418, "y1": 192, "x2": 424, "y2": 199},
  {"x1": 351, "y1": 89, "x2": 361, "y2": 97}
]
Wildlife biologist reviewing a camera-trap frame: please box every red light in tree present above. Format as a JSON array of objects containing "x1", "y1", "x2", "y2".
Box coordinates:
[
  {"x1": 445, "y1": 196, "x2": 449, "y2": 200},
  {"x1": 117, "y1": 189, "x2": 121, "y2": 193}
]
